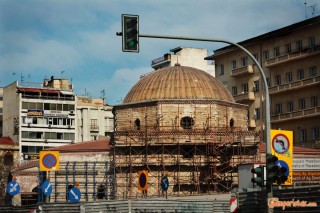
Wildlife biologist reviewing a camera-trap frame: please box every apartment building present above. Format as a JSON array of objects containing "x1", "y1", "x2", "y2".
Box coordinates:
[
  {"x1": 150, "y1": 47, "x2": 215, "y2": 76},
  {"x1": 76, "y1": 96, "x2": 113, "y2": 142},
  {"x1": 3, "y1": 78, "x2": 76, "y2": 161},
  {"x1": 206, "y1": 16, "x2": 320, "y2": 148}
]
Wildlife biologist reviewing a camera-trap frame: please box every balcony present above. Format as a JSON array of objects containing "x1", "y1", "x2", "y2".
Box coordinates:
[
  {"x1": 265, "y1": 45, "x2": 320, "y2": 67},
  {"x1": 90, "y1": 125, "x2": 99, "y2": 132},
  {"x1": 234, "y1": 92, "x2": 255, "y2": 102},
  {"x1": 151, "y1": 54, "x2": 171, "y2": 69},
  {"x1": 231, "y1": 65, "x2": 253, "y2": 77},
  {"x1": 271, "y1": 106, "x2": 320, "y2": 123},
  {"x1": 269, "y1": 76, "x2": 320, "y2": 95}
]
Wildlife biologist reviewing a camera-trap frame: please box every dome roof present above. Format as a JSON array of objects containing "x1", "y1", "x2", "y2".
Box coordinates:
[{"x1": 123, "y1": 64, "x2": 235, "y2": 103}]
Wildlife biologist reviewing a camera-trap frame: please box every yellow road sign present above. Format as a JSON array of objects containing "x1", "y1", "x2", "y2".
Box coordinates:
[
  {"x1": 39, "y1": 151, "x2": 60, "y2": 171},
  {"x1": 138, "y1": 170, "x2": 148, "y2": 190},
  {"x1": 271, "y1": 129, "x2": 293, "y2": 185}
]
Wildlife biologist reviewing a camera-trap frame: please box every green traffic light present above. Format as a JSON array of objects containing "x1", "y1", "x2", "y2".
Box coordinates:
[{"x1": 129, "y1": 40, "x2": 136, "y2": 48}]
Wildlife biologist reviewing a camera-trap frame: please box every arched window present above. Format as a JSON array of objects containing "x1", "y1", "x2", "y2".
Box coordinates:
[
  {"x1": 229, "y1": 118, "x2": 235, "y2": 128},
  {"x1": 180, "y1": 116, "x2": 194, "y2": 129},
  {"x1": 134, "y1": 118, "x2": 141, "y2": 130},
  {"x1": 4, "y1": 153, "x2": 13, "y2": 167}
]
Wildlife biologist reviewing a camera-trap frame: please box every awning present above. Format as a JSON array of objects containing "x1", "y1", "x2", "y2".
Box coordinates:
[
  {"x1": 17, "y1": 88, "x2": 41, "y2": 93},
  {"x1": 40, "y1": 89, "x2": 60, "y2": 94},
  {"x1": 60, "y1": 90, "x2": 74, "y2": 95}
]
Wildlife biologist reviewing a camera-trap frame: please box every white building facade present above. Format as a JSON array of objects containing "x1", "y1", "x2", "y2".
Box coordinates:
[
  {"x1": 76, "y1": 96, "x2": 113, "y2": 142},
  {"x1": 150, "y1": 47, "x2": 215, "y2": 76},
  {"x1": 3, "y1": 78, "x2": 76, "y2": 161}
]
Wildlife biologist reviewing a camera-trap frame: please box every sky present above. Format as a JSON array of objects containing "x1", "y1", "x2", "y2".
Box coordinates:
[{"x1": 0, "y1": 0, "x2": 318, "y2": 105}]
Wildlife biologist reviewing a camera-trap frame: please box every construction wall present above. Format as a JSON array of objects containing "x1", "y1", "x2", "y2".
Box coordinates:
[{"x1": 113, "y1": 100, "x2": 261, "y2": 199}]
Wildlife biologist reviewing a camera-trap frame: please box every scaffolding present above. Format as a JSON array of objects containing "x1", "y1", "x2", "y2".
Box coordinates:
[{"x1": 112, "y1": 126, "x2": 261, "y2": 199}]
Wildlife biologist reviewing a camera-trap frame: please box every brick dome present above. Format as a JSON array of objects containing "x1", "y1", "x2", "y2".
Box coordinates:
[{"x1": 123, "y1": 64, "x2": 235, "y2": 103}]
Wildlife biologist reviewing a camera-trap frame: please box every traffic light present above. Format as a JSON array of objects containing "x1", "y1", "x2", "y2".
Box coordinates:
[
  {"x1": 275, "y1": 163, "x2": 288, "y2": 185},
  {"x1": 266, "y1": 154, "x2": 288, "y2": 185},
  {"x1": 266, "y1": 154, "x2": 278, "y2": 184},
  {"x1": 251, "y1": 165, "x2": 265, "y2": 187},
  {"x1": 122, "y1": 14, "x2": 139, "y2": 52}
]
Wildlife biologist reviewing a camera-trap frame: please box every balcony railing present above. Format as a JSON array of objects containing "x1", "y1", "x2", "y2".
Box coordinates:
[
  {"x1": 271, "y1": 106, "x2": 320, "y2": 122},
  {"x1": 265, "y1": 45, "x2": 320, "y2": 67},
  {"x1": 231, "y1": 65, "x2": 253, "y2": 77},
  {"x1": 22, "y1": 94, "x2": 75, "y2": 101},
  {"x1": 151, "y1": 54, "x2": 171, "y2": 67},
  {"x1": 269, "y1": 76, "x2": 320, "y2": 94},
  {"x1": 234, "y1": 92, "x2": 255, "y2": 102}
]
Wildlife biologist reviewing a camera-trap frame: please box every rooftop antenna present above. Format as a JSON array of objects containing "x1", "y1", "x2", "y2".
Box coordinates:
[
  {"x1": 60, "y1": 65, "x2": 66, "y2": 76},
  {"x1": 101, "y1": 89, "x2": 105, "y2": 99},
  {"x1": 309, "y1": 4, "x2": 319, "y2": 17},
  {"x1": 21, "y1": 73, "x2": 25, "y2": 84},
  {"x1": 305, "y1": 0, "x2": 308, "y2": 19}
]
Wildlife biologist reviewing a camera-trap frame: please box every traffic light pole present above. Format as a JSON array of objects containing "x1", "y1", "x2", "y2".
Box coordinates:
[{"x1": 117, "y1": 32, "x2": 272, "y2": 211}]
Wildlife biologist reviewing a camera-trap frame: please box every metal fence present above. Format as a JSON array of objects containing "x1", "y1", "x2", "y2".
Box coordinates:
[
  {"x1": 40, "y1": 199, "x2": 230, "y2": 213},
  {"x1": 237, "y1": 185, "x2": 320, "y2": 213}
]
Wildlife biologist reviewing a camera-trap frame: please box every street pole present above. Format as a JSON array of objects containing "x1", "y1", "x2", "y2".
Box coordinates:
[{"x1": 117, "y1": 32, "x2": 272, "y2": 210}]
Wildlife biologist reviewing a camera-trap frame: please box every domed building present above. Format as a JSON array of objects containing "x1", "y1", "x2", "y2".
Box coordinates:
[{"x1": 112, "y1": 64, "x2": 260, "y2": 199}]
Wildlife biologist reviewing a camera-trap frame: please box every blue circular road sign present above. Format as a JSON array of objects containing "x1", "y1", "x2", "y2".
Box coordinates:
[
  {"x1": 68, "y1": 187, "x2": 81, "y2": 203},
  {"x1": 276, "y1": 160, "x2": 290, "y2": 176},
  {"x1": 161, "y1": 176, "x2": 169, "y2": 191},
  {"x1": 7, "y1": 181, "x2": 20, "y2": 196},
  {"x1": 42, "y1": 180, "x2": 53, "y2": 196}
]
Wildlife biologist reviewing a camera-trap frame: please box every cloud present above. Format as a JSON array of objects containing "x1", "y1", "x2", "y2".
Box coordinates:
[{"x1": 0, "y1": 0, "x2": 311, "y2": 104}]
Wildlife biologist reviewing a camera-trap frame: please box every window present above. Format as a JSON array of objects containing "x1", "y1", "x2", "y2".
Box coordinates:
[
  {"x1": 287, "y1": 101, "x2": 294, "y2": 112},
  {"x1": 231, "y1": 60, "x2": 237, "y2": 70},
  {"x1": 285, "y1": 43, "x2": 291, "y2": 54},
  {"x1": 274, "y1": 47, "x2": 280, "y2": 57},
  {"x1": 254, "y1": 108, "x2": 261, "y2": 120},
  {"x1": 241, "y1": 57, "x2": 248, "y2": 67},
  {"x1": 309, "y1": 66, "x2": 317, "y2": 77},
  {"x1": 275, "y1": 75, "x2": 281, "y2": 86},
  {"x1": 312, "y1": 128, "x2": 320, "y2": 140},
  {"x1": 296, "y1": 40, "x2": 302, "y2": 50},
  {"x1": 219, "y1": 64, "x2": 224, "y2": 76},
  {"x1": 286, "y1": 72, "x2": 293, "y2": 83},
  {"x1": 299, "y1": 129, "x2": 307, "y2": 142},
  {"x1": 91, "y1": 119, "x2": 98, "y2": 130},
  {"x1": 232, "y1": 86, "x2": 237, "y2": 96},
  {"x1": 241, "y1": 83, "x2": 249, "y2": 93},
  {"x1": 253, "y1": 80, "x2": 260, "y2": 92},
  {"x1": 4, "y1": 153, "x2": 13, "y2": 167},
  {"x1": 299, "y1": 99, "x2": 306, "y2": 110},
  {"x1": 297, "y1": 69, "x2": 304, "y2": 80},
  {"x1": 253, "y1": 53, "x2": 259, "y2": 61},
  {"x1": 311, "y1": 96, "x2": 318, "y2": 107},
  {"x1": 134, "y1": 118, "x2": 140, "y2": 130},
  {"x1": 263, "y1": 50, "x2": 269, "y2": 60},
  {"x1": 180, "y1": 116, "x2": 194, "y2": 129},
  {"x1": 309, "y1": 36, "x2": 315, "y2": 47},
  {"x1": 275, "y1": 104, "x2": 282, "y2": 114}
]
